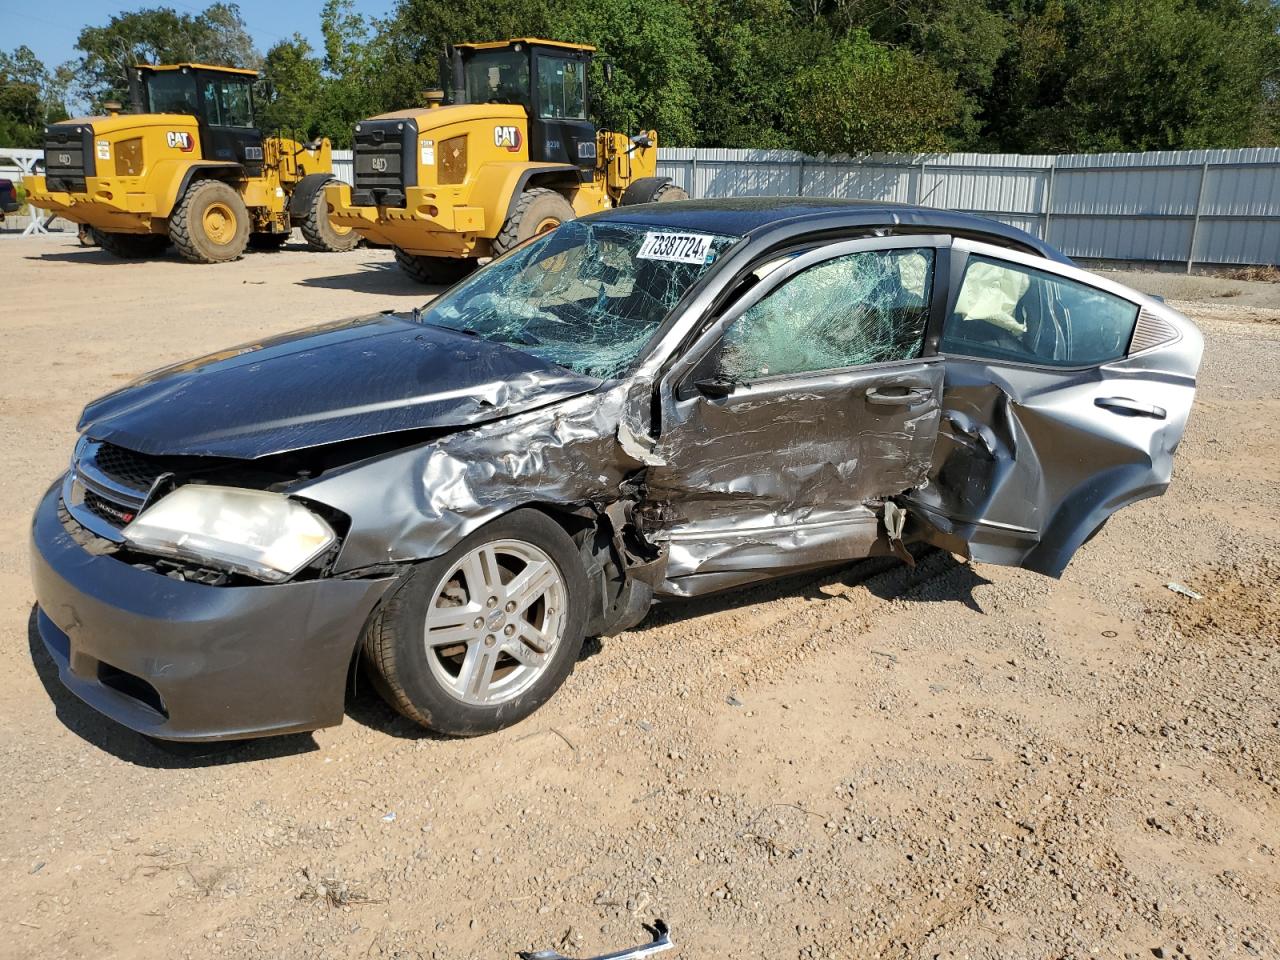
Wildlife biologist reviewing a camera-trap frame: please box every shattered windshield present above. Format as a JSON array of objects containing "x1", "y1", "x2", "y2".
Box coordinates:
[{"x1": 421, "y1": 220, "x2": 738, "y2": 379}]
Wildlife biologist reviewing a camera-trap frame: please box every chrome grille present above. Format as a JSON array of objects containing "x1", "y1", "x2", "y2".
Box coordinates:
[
  {"x1": 63, "y1": 439, "x2": 157, "y2": 541},
  {"x1": 93, "y1": 442, "x2": 171, "y2": 490}
]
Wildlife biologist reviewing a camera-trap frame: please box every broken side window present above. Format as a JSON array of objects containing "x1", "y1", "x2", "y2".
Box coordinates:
[{"x1": 716, "y1": 247, "x2": 935, "y2": 380}]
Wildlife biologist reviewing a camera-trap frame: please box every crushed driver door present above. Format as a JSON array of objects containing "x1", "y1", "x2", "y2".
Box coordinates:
[
  {"x1": 647, "y1": 235, "x2": 951, "y2": 597},
  {"x1": 904, "y1": 239, "x2": 1203, "y2": 576}
]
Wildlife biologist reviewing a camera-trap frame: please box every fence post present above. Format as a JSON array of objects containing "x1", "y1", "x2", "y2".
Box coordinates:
[
  {"x1": 797, "y1": 155, "x2": 806, "y2": 197},
  {"x1": 689, "y1": 155, "x2": 698, "y2": 199},
  {"x1": 1187, "y1": 160, "x2": 1209, "y2": 274},
  {"x1": 1042, "y1": 157, "x2": 1057, "y2": 243}
]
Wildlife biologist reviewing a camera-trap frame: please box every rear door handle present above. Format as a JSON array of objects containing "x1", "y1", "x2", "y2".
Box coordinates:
[
  {"x1": 866, "y1": 387, "x2": 929, "y2": 406},
  {"x1": 1095, "y1": 396, "x2": 1167, "y2": 420}
]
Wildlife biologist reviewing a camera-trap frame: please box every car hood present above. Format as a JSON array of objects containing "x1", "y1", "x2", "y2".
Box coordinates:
[{"x1": 78, "y1": 313, "x2": 602, "y2": 458}]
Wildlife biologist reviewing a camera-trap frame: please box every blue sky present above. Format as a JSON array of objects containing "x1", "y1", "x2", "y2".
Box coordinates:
[{"x1": 5, "y1": 1, "x2": 396, "y2": 70}]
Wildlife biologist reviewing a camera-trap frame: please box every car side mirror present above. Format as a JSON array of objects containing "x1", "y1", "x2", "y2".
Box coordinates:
[{"x1": 693, "y1": 377, "x2": 737, "y2": 399}]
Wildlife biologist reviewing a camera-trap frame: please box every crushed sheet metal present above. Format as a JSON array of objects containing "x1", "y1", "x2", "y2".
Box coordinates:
[
  {"x1": 295, "y1": 382, "x2": 656, "y2": 574},
  {"x1": 1166, "y1": 581, "x2": 1203, "y2": 600},
  {"x1": 903, "y1": 308, "x2": 1201, "y2": 577},
  {"x1": 518, "y1": 919, "x2": 673, "y2": 960}
]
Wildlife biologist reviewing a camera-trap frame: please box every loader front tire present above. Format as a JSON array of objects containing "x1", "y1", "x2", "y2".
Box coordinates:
[
  {"x1": 394, "y1": 248, "x2": 477, "y2": 285},
  {"x1": 300, "y1": 186, "x2": 359, "y2": 252},
  {"x1": 492, "y1": 187, "x2": 575, "y2": 256},
  {"x1": 651, "y1": 182, "x2": 689, "y2": 202},
  {"x1": 169, "y1": 179, "x2": 250, "y2": 264},
  {"x1": 90, "y1": 229, "x2": 169, "y2": 259}
]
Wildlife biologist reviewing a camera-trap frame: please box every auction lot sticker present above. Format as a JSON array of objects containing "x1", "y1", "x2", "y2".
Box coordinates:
[{"x1": 638, "y1": 232, "x2": 713, "y2": 264}]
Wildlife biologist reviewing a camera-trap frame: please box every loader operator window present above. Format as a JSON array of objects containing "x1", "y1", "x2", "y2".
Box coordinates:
[
  {"x1": 201, "y1": 78, "x2": 255, "y2": 128},
  {"x1": 464, "y1": 50, "x2": 531, "y2": 110},
  {"x1": 536, "y1": 56, "x2": 587, "y2": 119},
  {"x1": 146, "y1": 72, "x2": 199, "y2": 116},
  {"x1": 217, "y1": 81, "x2": 254, "y2": 127}
]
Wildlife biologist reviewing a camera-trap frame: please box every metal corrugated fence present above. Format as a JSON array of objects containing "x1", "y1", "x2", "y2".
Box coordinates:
[
  {"x1": 651, "y1": 147, "x2": 1280, "y2": 269},
  {"x1": 10, "y1": 144, "x2": 1273, "y2": 267}
]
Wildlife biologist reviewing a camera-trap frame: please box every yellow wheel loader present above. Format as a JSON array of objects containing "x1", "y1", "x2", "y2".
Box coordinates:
[
  {"x1": 326, "y1": 38, "x2": 688, "y2": 284},
  {"x1": 24, "y1": 63, "x2": 357, "y2": 263}
]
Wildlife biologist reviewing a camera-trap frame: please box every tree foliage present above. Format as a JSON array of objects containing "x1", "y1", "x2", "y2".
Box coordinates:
[
  {"x1": 789, "y1": 32, "x2": 967, "y2": 153},
  {"x1": 74, "y1": 3, "x2": 259, "y2": 110},
  {"x1": 3, "y1": 0, "x2": 1278, "y2": 152},
  {"x1": 0, "y1": 46, "x2": 71, "y2": 147}
]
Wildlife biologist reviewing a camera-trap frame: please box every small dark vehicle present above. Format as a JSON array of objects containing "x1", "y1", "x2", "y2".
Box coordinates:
[
  {"x1": 0, "y1": 179, "x2": 19, "y2": 220},
  {"x1": 31, "y1": 198, "x2": 1202, "y2": 742}
]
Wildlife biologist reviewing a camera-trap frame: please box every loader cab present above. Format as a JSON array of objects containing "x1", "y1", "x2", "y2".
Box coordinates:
[
  {"x1": 453, "y1": 39, "x2": 597, "y2": 181},
  {"x1": 136, "y1": 64, "x2": 264, "y2": 176}
]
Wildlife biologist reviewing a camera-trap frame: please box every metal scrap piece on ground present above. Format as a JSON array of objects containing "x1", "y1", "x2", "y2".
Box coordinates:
[
  {"x1": 1166, "y1": 581, "x2": 1204, "y2": 600},
  {"x1": 519, "y1": 920, "x2": 673, "y2": 960}
]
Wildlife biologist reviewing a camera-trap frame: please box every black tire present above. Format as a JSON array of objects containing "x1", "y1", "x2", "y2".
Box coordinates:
[
  {"x1": 299, "y1": 185, "x2": 359, "y2": 252},
  {"x1": 619, "y1": 176, "x2": 689, "y2": 206},
  {"x1": 248, "y1": 232, "x2": 289, "y2": 251},
  {"x1": 492, "y1": 187, "x2": 575, "y2": 256},
  {"x1": 362, "y1": 509, "x2": 589, "y2": 736},
  {"x1": 90, "y1": 228, "x2": 168, "y2": 259},
  {"x1": 652, "y1": 182, "x2": 689, "y2": 202},
  {"x1": 169, "y1": 179, "x2": 250, "y2": 263},
  {"x1": 394, "y1": 247, "x2": 477, "y2": 285}
]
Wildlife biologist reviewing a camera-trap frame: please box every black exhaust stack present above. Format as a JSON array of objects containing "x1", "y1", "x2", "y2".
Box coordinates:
[
  {"x1": 449, "y1": 45, "x2": 466, "y2": 104},
  {"x1": 126, "y1": 66, "x2": 145, "y2": 113}
]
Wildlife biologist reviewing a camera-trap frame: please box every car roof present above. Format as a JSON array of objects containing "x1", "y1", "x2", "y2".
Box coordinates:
[{"x1": 592, "y1": 196, "x2": 1071, "y2": 264}]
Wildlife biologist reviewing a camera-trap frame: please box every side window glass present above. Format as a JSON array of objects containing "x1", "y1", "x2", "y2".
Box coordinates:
[
  {"x1": 219, "y1": 82, "x2": 253, "y2": 127},
  {"x1": 201, "y1": 81, "x2": 222, "y2": 125},
  {"x1": 942, "y1": 256, "x2": 1138, "y2": 366},
  {"x1": 537, "y1": 56, "x2": 587, "y2": 119},
  {"x1": 716, "y1": 248, "x2": 934, "y2": 380}
]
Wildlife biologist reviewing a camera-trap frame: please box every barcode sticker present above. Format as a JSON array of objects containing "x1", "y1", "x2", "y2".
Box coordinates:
[{"x1": 637, "y1": 232, "x2": 713, "y2": 264}]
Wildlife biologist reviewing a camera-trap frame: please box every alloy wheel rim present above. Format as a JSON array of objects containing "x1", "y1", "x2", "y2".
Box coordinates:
[
  {"x1": 424, "y1": 539, "x2": 566, "y2": 706},
  {"x1": 203, "y1": 201, "x2": 237, "y2": 245}
]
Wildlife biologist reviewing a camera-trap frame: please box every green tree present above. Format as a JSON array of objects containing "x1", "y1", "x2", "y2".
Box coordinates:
[
  {"x1": 257, "y1": 36, "x2": 325, "y2": 138},
  {"x1": 788, "y1": 32, "x2": 967, "y2": 154},
  {"x1": 75, "y1": 3, "x2": 260, "y2": 110},
  {"x1": 562, "y1": 0, "x2": 708, "y2": 144},
  {"x1": 689, "y1": 0, "x2": 831, "y2": 148},
  {"x1": 0, "y1": 46, "x2": 70, "y2": 147},
  {"x1": 1060, "y1": 0, "x2": 1280, "y2": 151}
]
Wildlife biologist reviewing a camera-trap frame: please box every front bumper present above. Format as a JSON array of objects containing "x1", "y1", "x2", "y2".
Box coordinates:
[
  {"x1": 30, "y1": 481, "x2": 396, "y2": 741},
  {"x1": 325, "y1": 181, "x2": 485, "y2": 257},
  {"x1": 23, "y1": 174, "x2": 159, "y2": 233}
]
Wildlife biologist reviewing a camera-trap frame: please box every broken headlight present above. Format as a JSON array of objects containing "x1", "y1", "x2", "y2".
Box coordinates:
[{"x1": 123, "y1": 485, "x2": 336, "y2": 583}]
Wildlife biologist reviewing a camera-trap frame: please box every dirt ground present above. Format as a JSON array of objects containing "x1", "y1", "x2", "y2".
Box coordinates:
[{"x1": 1, "y1": 234, "x2": 1276, "y2": 960}]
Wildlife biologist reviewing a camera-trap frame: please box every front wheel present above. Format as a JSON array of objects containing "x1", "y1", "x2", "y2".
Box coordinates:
[
  {"x1": 492, "y1": 187, "x2": 575, "y2": 256},
  {"x1": 394, "y1": 247, "x2": 477, "y2": 285},
  {"x1": 300, "y1": 185, "x2": 359, "y2": 252},
  {"x1": 90, "y1": 228, "x2": 169, "y2": 258},
  {"x1": 169, "y1": 179, "x2": 250, "y2": 263},
  {"x1": 362, "y1": 509, "x2": 589, "y2": 736}
]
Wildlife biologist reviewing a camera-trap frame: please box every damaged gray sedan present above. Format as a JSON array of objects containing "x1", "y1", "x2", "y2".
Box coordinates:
[{"x1": 30, "y1": 198, "x2": 1202, "y2": 740}]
